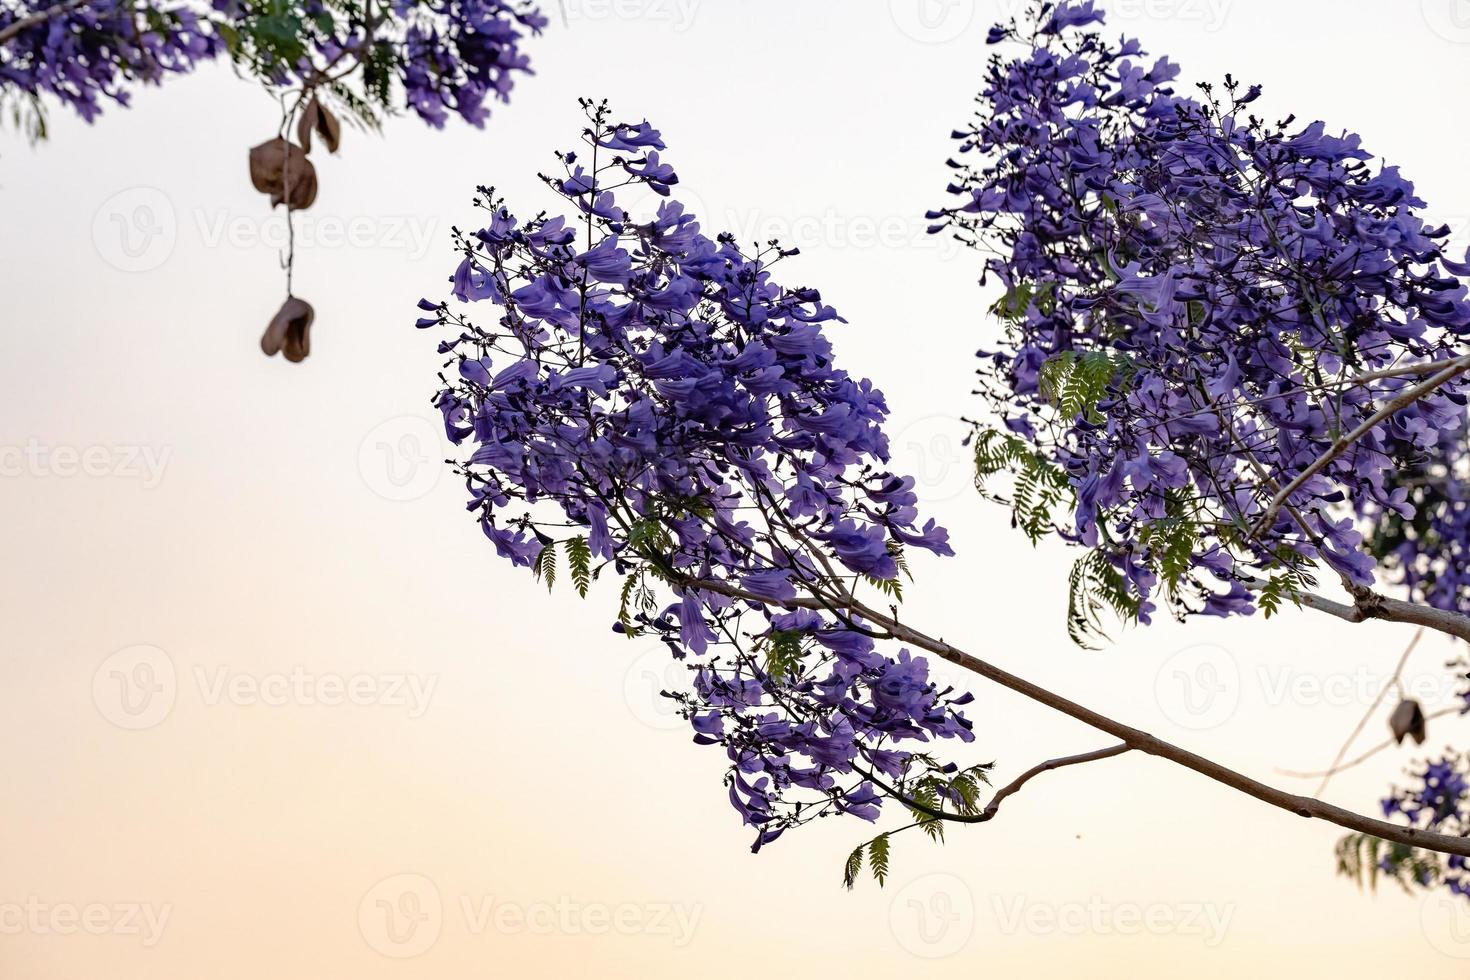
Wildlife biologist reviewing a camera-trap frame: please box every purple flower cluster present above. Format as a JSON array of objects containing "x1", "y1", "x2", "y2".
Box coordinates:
[
  {"x1": 0, "y1": 0, "x2": 544, "y2": 130},
  {"x1": 931, "y1": 0, "x2": 1470, "y2": 625},
  {"x1": 0, "y1": 1, "x2": 221, "y2": 123},
  {"x1": 366, "y1": 0, "x2": 548, "y2": 128},
  {"x1": 1376, "y1": 757, "x2": 1470, "y2": 897},
  {"x1": 419, "y1": 102, "x2": 979, "y2": 850}
]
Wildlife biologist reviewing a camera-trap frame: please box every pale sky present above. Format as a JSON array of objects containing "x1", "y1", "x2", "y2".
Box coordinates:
[{"x1": 3, "y1": 1, "x2": 1470, "y2": 976}]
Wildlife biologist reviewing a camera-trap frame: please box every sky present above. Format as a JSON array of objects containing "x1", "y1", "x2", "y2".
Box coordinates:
[{"x1": 3, "y1": 0, "x2": 1470, "y2": 976}]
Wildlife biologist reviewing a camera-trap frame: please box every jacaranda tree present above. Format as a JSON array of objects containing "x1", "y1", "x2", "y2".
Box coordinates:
[
  {"x1": 928, "y1": 0, "x2": 1470, "y2": 898},
  {"x1": 417, "y1": 78, "x2": 1470, "y2": 895},
  {"x1": 2, "y1": 0, "x2": 546, "y2": 360}
]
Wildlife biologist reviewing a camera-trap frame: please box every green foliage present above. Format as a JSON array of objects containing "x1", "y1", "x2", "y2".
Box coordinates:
[
  {"x1": 904, "y1": 779, "x2": 946, "y2": 842},
  {"x1": 1256, "y1": 564, "x2": 1312, "y2": 619},
  {"x1": 617, "y1": 569, "x2": 657, "y2": 637},
  {"x1": 626, "y1": 515, "x2": 674, "y2": 566},
  {"x1": 868, "y1": 834, "x2": 891, "y2": 887},
  {"x1": 974, "y1": 427, "x2": 1074, "y2": 544},
  {"x1": 531, "y1": 536, "x2": 595, "y2": 599},
  {"x1": 0, "y1": 90, "x2": 46, "y2": 143},
  {"x1": 838, "y1": 763, "x2": 994, "y2": 890},
  {"x1": 1136, "y1": 490, "x2": 1198, "y2": 601},
  {"x1": 865, "y1": 575, "x2": 904, "y2": 603},
  {"x1": 842, "y1": 843, "x2": 865, "y2": 890},
  {"x1": 534, "y1": 540, "x2": 557, "y2": 592},
  {"x1": 762, "y1": 629, "x2": 805, "y2": 683},
  {"x1": 990, "y1": 281, "x2": 1057, "y2": 321},
  {"x1": 948, "y1": 764, "x2": 993, "y2": 817},
  {"x1": 1066, "y1": 549, "x2": 1141, "y2": 649},
  {"x1": 565, "y1": 536, "x2": 592, "y2": 598},
  {"x1": 1336, "y1": 833, "x2": 1441, "y2": 895},
  {"x1": 1038, "y1": 350, "x2": 1134, "y2": 424}
]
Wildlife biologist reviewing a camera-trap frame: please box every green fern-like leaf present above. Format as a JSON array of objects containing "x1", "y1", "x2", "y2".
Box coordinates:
[
  {"x1": 869, "y1": 834, "x2": 891, "y2": 887},
  {"x1": 973, "y1": 426, "x2": 1075, "y2": 544},
  {"x1": 905, "y1": 780, "x2": 945, "y2": 842},
  {"x1": 842, "y1": 844, "x2": 865, "y2": 890},
  {"x1": 618, "y1": 571, "x2": 644, "y2": 636},
  {"x1": 1039, "y1": 350, "x2": 1133, "y2": 424},
  {"x1": 534, "y1": 542, "x2": 557, "y2": 592},
  {"x1": 566, "y1": 536, "x2": 592, "y2": 598},
  {"x1": 949, "y1": 764, "x2": 993, "y2": 817},
  {"x1": 764, "y1": 630, "x2": 805, "y2": 684},
  {"x1": 865, "y1": 575, "x2": 904, "y2": 603},
  {"x1": 1066, "y1": 550, "x2": 1141, "y2": 648}
]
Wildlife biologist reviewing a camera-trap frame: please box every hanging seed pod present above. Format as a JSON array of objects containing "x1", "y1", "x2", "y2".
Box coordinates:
[
  {"x1": 296, "y1": 96, "x2": 342, "y2": 155},
  {"x1": 1389, "y1": 698, "x2": 1427, "y2": 746},
  {"x1": 261, "y1": 296, "x2": 315, "y2": 363},
  {"x1": 248, "y1": 138, "x2": 318, "y2": 210}
]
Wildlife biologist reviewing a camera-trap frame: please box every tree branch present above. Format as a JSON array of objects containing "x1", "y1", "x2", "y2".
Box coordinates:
[
  {"x1": 682, "y1": 576, "x2": 1470, "y2": 857},
  {"x1": 974, "y1": 744, "x2": 1131, "y2": 822},
  {"x1": 1292, "y1": 586, "x2": 1470, "y2": 645},
  {"x1": 0, "y1": 0, "x2": 91, "y2": 46},
  {"x1": 1312, "y1": 628, "x2": 1422, "y2": 796},
  {"x1": 1254, "y1": 354, "x2": 1470, "y2": 536}
]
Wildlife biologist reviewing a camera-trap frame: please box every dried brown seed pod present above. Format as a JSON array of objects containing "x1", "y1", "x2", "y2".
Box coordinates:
[
  {"x1": 260, "y1": 296, "x2": 315, "y2": 363},
  {"x1": 296, "y1": 96, "x2": 342, "y2": 155},
  {"x1": 1389, "y1": 698, "x2": 1427, "y2": 746},
  {"x1": 248, "y1": 138, "x2": 319, "y2": 210}
]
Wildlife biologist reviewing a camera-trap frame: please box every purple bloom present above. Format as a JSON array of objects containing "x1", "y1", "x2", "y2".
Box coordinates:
[{"x1": 420, "y1": 104, "x2": 980, "y2": 852}]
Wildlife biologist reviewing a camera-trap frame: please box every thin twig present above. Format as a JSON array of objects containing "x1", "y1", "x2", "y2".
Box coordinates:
[
  {"x1": 1314, "y1": 628, "x2": 1422, "y2": 797},
  {"x1": 1278, "y1": 706, "x2": 1463, "y2": 782},
  {"x1": 0, "y1": 0, "x2": 90, "y2": 46},
  {"x1": 1253, "y1": 354, "x2": 1470, "y2": 536},
  {"x1": 681, "y1": 574, "x2": 1470, "y2": 858},
  {"x1": 976, "y1": 744, "x2": 1131, "y2": 821}
]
